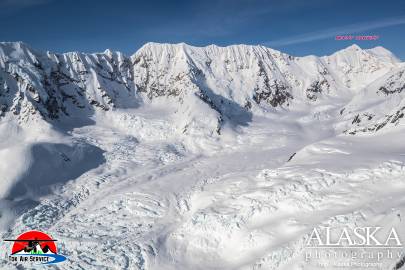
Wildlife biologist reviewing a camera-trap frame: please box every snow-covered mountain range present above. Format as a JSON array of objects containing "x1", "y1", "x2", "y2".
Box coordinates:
[
  {"x1": 1, "y1": 42, "x2": 403, "y2": 135},
  {"x1": 1, "y1": 42, "x2": 405, "y2": 270}
]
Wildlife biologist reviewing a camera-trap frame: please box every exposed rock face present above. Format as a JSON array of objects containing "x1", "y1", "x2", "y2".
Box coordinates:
[
  {"x1": 253, "y1": 79, "x2": 292, "y2": 107},
  {"x1": 378, "y1": 70, "x2": 405, "y2": 95},
  {"x1": 306, "y1": 79, "x2": 330, "y2": 101},
  {"x1": 345, "y1": 107, "x2": 405, "y2": 135},
  {"x1": 341, "y1": 66, "x2": 405, "y2": 135}
]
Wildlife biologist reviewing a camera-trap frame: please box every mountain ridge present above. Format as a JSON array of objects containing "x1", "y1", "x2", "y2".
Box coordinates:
[
  {"x1": 2, "y1": 41, "x2": 400, "y2": 61},
  {"x1": 0, "y1": 41, "x2": 404, "y2": 135}
]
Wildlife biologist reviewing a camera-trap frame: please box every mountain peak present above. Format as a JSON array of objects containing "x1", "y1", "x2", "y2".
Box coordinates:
[
  {"x1": 0, "y1": 41, "x2": 42, "y2": 65},
  {"x1": 134, "y1": 42, "x2": 287, "y2": 61},
  {"x1": 326, "y1": 44, "x2": 399, "y2": 64},
  {"x1": 0, "y1": 41, "x2": 30, "y2": 49},
  {"x1": 331, "y1": 44, "x2": 362, "y2": 56},
  {"x1": 365, "y1": 46, "x2": 400, "y2": 63},
  {"x1": 346, "y1": 44, "x2": 361, "y2": 50}
]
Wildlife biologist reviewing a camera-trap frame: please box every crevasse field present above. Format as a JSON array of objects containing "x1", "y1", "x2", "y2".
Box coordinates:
[{"x1": 0, "y1": 42, "x2": 405, "y2": 269}]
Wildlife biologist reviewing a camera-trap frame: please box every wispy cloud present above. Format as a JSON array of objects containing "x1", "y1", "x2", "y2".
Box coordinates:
[
  {"x1": 263, "y1": 16, "x2": 405, "y2": 47},
  {"x1": 0, "y1": 0, "x2": 52, "y2": 14}
]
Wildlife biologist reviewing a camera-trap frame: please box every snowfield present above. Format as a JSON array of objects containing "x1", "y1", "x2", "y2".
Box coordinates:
[{"x1": 0, "y1": 42, "x2": 405, "y2": 269}]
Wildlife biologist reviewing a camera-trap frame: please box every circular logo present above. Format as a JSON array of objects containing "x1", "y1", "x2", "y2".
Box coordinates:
[{"x1": 11, "y1": 230, "x2": 57, "y2": 255}]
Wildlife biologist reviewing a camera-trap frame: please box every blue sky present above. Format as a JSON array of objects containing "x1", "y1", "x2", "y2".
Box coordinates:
[{"x1": 0, "y1": 0, "x2": 404, "y2": 59}]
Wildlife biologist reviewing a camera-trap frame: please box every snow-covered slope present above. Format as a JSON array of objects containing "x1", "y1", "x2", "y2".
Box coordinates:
[{"x1": 1, "y1": 42, "x2": 405, "y2": 270}]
